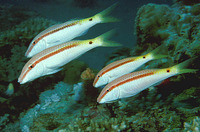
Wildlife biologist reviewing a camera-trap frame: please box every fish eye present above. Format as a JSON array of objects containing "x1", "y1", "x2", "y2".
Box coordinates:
[
  {"x1": 29, "y1": 64, "x2": 35, "y2": 70},
  {"x1": 33, "y1": 41, "x2": 36, "y2": 45},
  {"x1": 106, "y1": 89, "x2": 109, "y2": 92},
  {"x1": 143, "y1": 56, "x2": 146, "y2": 59},
  {"x1": 89, "y1": 18, "x2": 93, "y2": 21},
  {"x1": 89, "y1": 41, "x2": 93, "y2": 44},
  {"x1": 166, "y1": 69, "x2": 170, "y2": 73}
]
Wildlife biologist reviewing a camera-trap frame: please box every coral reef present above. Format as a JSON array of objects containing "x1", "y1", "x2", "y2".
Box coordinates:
[
  {"x1": 0, "y1": 114, "x2": 9, "y2": 130},
  {"x1": 19, "y1": 81, "x2": 84, "y2": 131},
  {"x1": 0, "y1": 9, "x2": 60, "y2": 131},
  {"x1": 0, "y1": 17, "x2": 57, "y2": 48},
  {"x1": 81, "y1": 68, "x2": 98, "y2": 105},
  {"x1": 174, "y1": 0, "x2": 200, "y2": 5},
  {"x1": 184, "y1": 116, "x2": 200, "y2": 132},
  {"x1": 1, "y1": 1, "x2": 200, "y2": 132},
  {"x1": 135, "y1": 2, "x2": 200, "y2": 62},
  {"x1": 0, "y1": 5, "x2": 38, "y2": 32}
]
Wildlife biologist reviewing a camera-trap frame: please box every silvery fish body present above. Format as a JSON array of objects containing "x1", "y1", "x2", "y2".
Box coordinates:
[
  {"x1": 25, "y1": 3, "x2": 118, "y2": 58},
  {"x1": 97, "y1": 59, "x2": 197, "y2": 103},
  {"x1": 19, "y1": 30, "x2": 121, "y2": 84},
  {"x1": 93, "y1": 45, "x2": 167, "y2": 87}
]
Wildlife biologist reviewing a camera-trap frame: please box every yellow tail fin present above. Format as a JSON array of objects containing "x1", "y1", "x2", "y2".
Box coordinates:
[
  {"x1": 95, "y1": 3, "x2": 119, "y2": 23},
  {"x1": 149, "y1": 44, "x2": 168, "y2": 59},
  {"x1": 171, "y1": 58, "x2": 198, "y2": 74},
  {"x1": 96, "y1": 29, "x2": 121, "y2": 47}
]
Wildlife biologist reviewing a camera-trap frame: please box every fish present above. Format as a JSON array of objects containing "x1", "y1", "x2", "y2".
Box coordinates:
[
  {"x1": 97, "y1": 58, "x2": 198, "y2": 103},
  {"x1": 5, "y1": 83, "x2": 14, "y2": 96},
  {"x1": 93, "y1": 45, "x2": 167, "y2": 88},
  {"x1": 25, "y1": 3, "x2": 119, "y2": 58},
  {"x1": 18, "y1": 30, "x2": 121, "y2": 84}
]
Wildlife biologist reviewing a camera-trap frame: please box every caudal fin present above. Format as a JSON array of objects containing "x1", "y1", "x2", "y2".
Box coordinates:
[
  {"x1": 95, "y1": 3, "x2": 119, "y2": 23},
  {"x1": 95, "y1": 30, "x2": 121, "y2": 47},
  {"x1": 171, "y1": 58, "x2": 198, "y2": 74},
  {"x1": 148, "y1": 44, "x2": 168, "y2": 59}
]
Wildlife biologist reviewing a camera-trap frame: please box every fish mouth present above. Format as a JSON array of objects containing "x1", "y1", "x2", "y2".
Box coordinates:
[
  {"x1": 97, "y1": 98, "x2": 105, "y2": 104},
  {"x1": 18, "y1": 78, "x2": 24, "y2": 84},
  {"x1": 25, "y1": 45, "x2": 34, "y2": 58},
  {"x1": 18, "y1": 79, "x2": 22, "y2": 84}
]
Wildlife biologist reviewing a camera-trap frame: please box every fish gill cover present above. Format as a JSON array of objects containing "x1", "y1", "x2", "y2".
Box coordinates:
[{"x1": 0, "y1": 0, "x2": 199, "y2": 131}]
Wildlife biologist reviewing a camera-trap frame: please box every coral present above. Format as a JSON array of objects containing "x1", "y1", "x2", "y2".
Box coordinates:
[
  {"x1": 135, "y1": 2, "x2": 200, "y2": 62},
  {"x1": 184, "y1": 116, "x2": 200, "y2": 132},
  {"x1": 81, "y1": 68, "x2": 95, "y2": 81},
  {"x1": 19, "y1": 81, "x2": 85, "y2": 131},
  {"x1": 1, "y1": 121, "x2": 20, "y2": 132},
  {"x1": 0, "y1": 114, "x2": 9, "y2": 130},
  {"x1": 0, "y1": 5, "x2": 38, "y2": 32},
  {"x1": 0, "y1": 17, "x2": 57, "y2": 48},
  {"x1": 174, "y1": 0, "x2": 200, "y2": 5},
  {"x1": 67, "y1": 114, "x2": 128, "y2": 131},
  {"x1": 81, "y1": 68, "x2": 98, "y2": 105},
  {"x1": 2, "y1": 1, "x2": 200, "y2": 132},
  {"x1": 73, "y1": 82, "x2": 85, "y2": 102}
]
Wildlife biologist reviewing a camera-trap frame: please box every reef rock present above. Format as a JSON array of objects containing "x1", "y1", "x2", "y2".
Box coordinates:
[{"x1": 135, "y1": 2, "x2": 200, "y2": 61}]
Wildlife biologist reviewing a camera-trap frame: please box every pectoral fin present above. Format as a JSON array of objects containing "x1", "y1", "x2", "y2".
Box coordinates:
[{"x1": 46, "y1": 68, "x2": 63, "y2": 75}]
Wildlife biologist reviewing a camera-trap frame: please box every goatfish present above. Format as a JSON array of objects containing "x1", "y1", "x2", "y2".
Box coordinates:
[
  {"x1": 25, "y1": 3, "x2": 118, "y2": 58},
  {"x1": 18, "y1": 30, "x2": 121, "y2": 84},
  {"x1": 97, "y1": 59, "x2": 197, "y2": 103},
  {"x1": 93, "y1": 45, "x2": 167, "y2": 88}
]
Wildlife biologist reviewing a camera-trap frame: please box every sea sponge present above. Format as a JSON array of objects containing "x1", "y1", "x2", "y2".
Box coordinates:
[{"x1": 81, "y1": 68, "x2": 95, "y2": 81}]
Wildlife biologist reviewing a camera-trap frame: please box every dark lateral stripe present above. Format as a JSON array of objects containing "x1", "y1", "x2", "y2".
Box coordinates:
[
  {"x1": 35, "y1": 22, "x2": 78, "y2": 44},
  {"x1": 99, "y1": 72, "x2": 154, "y2": 102},
  {"x1": 20, "y1": 44, "x2": 78, "y2": 82},
  {"x1": 94, "y1": 59, "x2": 134, "y2": 86},
  {"x1": 102, "y1": 59, "x2": 134, "y2": 75}
]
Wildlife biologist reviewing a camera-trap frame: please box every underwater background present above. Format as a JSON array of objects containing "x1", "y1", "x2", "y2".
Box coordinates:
[{"x1": 0, "y1": 0, "x2": 199, "y2": 131}]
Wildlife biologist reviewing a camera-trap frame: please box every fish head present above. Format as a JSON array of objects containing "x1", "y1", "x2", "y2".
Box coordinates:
[
  {"x1": 97, "y1": 85, "x2": 119, "y2": 104},
  {"x1": 81, "y1": 15, "x2": 101, "y2": 25},
  {"x1": 93, "y1": 73, "x2": 109, "y2": 87},
  {"x1": 136, "y1": 53, "x2": 153, "y2": 62},
  {"x1": 25, "y1": 39, "x2": 46, "y2": 58},
  {"x1": 157, "y1": 67, "x2": 178, "y2": 75},
  {"x1": 18, "y1": 61, "x2": 44, "y2": 84},
  {"x1": 80, "y1": 38, "x2": 100, "y2": 48}
]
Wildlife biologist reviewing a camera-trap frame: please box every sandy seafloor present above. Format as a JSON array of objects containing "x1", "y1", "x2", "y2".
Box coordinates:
[{"x1": 0, "y1": 0, "x2": 173, "y2": 69}]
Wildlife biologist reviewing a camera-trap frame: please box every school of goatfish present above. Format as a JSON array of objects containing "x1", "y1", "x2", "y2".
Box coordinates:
[{"x1": 18, "y1": 3, "x2": 197, "y2": 104}]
